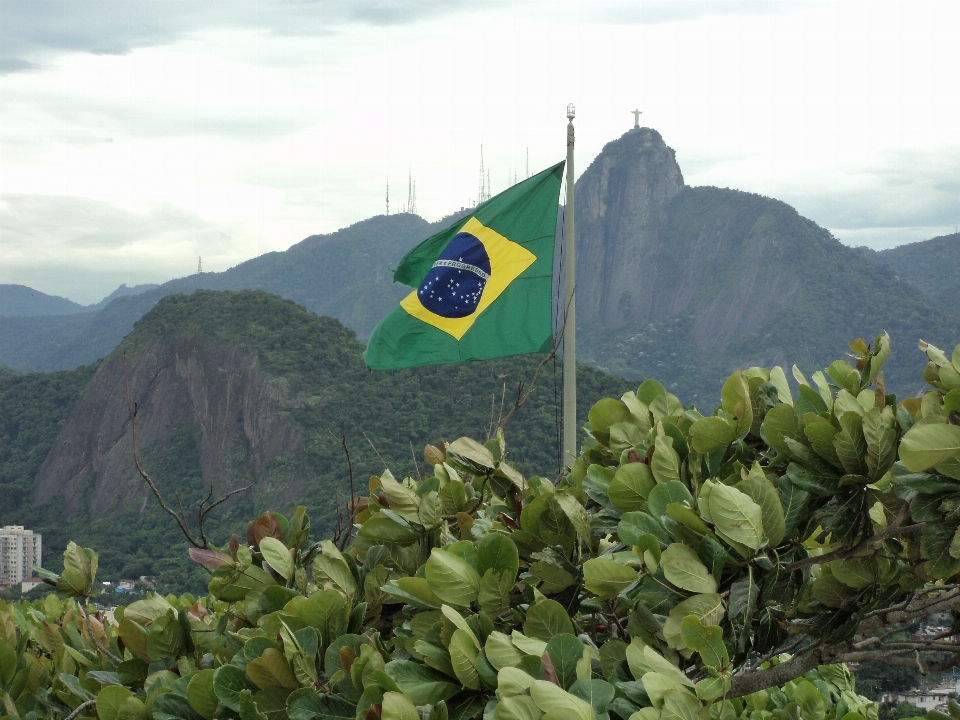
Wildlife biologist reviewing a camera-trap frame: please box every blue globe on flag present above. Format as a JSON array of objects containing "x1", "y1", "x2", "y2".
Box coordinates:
[{"x1": 417, "y1": 232, "x2": 491, "y2": 318}]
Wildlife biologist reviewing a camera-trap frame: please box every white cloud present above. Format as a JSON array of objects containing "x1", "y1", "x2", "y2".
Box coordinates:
[{"x1": 0, "y1": 0, "x2": 958, "y2": 302}]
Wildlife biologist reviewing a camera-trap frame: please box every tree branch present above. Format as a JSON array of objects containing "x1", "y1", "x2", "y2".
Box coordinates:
[
  {"x1": 123, "y1": 356, "x2": 251, "y2": 549},
  {"x1": 79, "y1": 601, "x2": 120, "y2": 664},
  {"x1": 784, "y1": 504, "x2": 919, "y2": 571},
  {"x1": 64, "y1": 699, "x2": 97, "y2": 720}
]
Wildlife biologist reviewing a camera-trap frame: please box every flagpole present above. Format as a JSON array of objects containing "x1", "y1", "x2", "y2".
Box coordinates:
[{"x1": 563, "y1": 103, "x2": 577, "y2": 465}]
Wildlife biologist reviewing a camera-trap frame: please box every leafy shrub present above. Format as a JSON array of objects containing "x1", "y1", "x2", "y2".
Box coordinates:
[{"x1": 3, "y1": 335, "x2": 960, "y2": 720}]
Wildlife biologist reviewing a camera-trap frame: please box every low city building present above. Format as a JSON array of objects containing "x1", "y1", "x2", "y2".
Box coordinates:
[{"x1": 20, "y1": 577, "x2": 43, "y2": 594}]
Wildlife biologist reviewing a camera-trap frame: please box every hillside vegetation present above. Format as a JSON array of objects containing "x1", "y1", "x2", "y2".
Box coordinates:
[{"x1": 1, "y1": 290, "x2": 629, "y2": 589}]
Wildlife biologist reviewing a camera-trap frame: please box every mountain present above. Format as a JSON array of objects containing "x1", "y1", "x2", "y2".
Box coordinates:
[
  {"x1": 1, "y1": 290, "x2": 629, "y2": 588},
  {"x1": 89, "y1": 282, "x2": 160, "y2": 311},
  {"x1": 574, "y1": 128, "x2": 959, "y2": 401},
  {"x1": 0, "y1": 284, "x2": 87, "y2": 316},
  {"x1": 872, "y1": 231, "x2": 960, "y2": 309},
  {"x1": 0, "y1": 212, "x2": 455, "y2": 372},
  {"x1": 2, "y1": 129, "x2": 957, "y2": 402}
]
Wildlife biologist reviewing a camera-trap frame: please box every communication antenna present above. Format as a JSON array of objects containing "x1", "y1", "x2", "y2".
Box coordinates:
[
  {"x1": 197, "y1": 256, "x2": 202, "y2": 274},
  {"x1": 386, "y1": 178, "x2": 390, "y2": 215},
  {"x1": 478, "y1": 145, "x2": 487, "y2": 204},
  {"x1": 411, "y1": 180, "x2": 417, "y2": 215}
]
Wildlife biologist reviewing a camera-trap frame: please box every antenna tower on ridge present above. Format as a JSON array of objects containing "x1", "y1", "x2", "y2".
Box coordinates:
[
  {"x1": 197, "y1": 256, "x2": 202, "y2": 274},
  {"x1": 386, "y1": 179, "x2": 390, "y2": 215},
  {"x1": 407, "y1": 171, "x2": 418, "y2": 215}
]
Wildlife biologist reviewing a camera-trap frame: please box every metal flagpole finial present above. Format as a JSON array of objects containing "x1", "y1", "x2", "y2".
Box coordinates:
[{"x1": 566, "y1": 103, "x2": 576, "y2": 121}]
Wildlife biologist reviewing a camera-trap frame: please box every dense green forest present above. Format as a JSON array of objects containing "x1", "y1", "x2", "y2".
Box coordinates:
[{"x1": 1, "y1": 291, "x2": 631, "y2": 592}]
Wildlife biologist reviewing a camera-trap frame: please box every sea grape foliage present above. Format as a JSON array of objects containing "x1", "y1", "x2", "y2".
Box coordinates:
[{"x1": 3, "y1": 336, "x2": 960, "y2": 720}]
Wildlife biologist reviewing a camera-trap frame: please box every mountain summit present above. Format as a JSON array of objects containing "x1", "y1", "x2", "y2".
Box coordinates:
[{"x1": 574, "y1": 129, "x2": 957, "y2": 398}]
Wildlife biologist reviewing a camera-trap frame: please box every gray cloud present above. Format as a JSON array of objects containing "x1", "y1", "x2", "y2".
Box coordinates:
[
  {"x1": 0, "y1": 0, "x2": 326, "y2": 71},
  {"x1": 0, "y1": 193, "x2": 246, "y2": 302},
  {"x1": 583, "y1": 0, "x2": 805, "y2": 25}
]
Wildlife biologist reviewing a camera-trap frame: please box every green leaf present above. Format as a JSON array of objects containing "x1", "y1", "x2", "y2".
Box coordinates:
[
  {"x1": 660, "y1": 544, "x2": 717, "y2": 593},
  {"x1": 689, "y1": 417, "x2": 737, "y2": 453},
  {"x1": 619, "y1": 511, "x2": 673, "y2": 548},
  {"x1": 383, "y1": 576, "x2": 442, "y2": 609},
  {"x1": 650, "y1": 436, "x2": 681, "y2": 485},
  {"x1": 834, "y1": 412, "x2": 868, "y2": 476},
  {"x1": 703, "y1": 481, "x2": 764, "y2": 551},
  {"x1": 568, "y1": 679, "x2": 615, "y2": 715},
  {"x1": 153, "y1": 693, "x2": 204, "y2": 720},
  {"x1": 721, "y1": 371, "x2": 753, "y2": 437},
  {"x1": 589, "y1": 398, "x2": 633, "y2": 441},
  {"x1": 529, "y1": 680, "x2": 596, "y2": 720},
  {"x1": 286, "y1": 688, "x2": 327, "y2": 720},
  {"x1": 648, "y1": 481, "x2": 694, "y2": 522},
  {"x1": 186, "y1": 669, "x2": 218, "y2": 720},
  {"x1": 494, "y1": 695, "x2": 545, "y2": 720},
  {"x1": 638, "y1": 379, "x2": 666, "y2": 405},
  {"x1": 582, "y1": 557, "x2": 640, "y2": 599},
  {"x1": 259, "y1": 537, "x2": 294, "y2": 581},
  {"x1": 661, "y1": 688, "x2": 702, "y2": 720},
  {"x1": 803, "y1": 418, "x2": 843, "y2": 468},
  {"x1": 524, "y1": 599, "x2": 575, "y2": 641},
  {"x1": 300, "y1": 589, "x2": 350, "y2": 648},
  {"x1": 476, "y1": 534, "x2": 519, "y2": 582},
  {"x1": 900, "y1": 424, "x2": 960, "y2": 472},
  {"x1": 448, "y1": 629, "x2": 481, "y2": 690},
  {"x1": 214, "y1": 665, "x2": 257, "y2": 713},
  {"x1": 546, "y1": 634, "x2": 586, "y2": 690},
  {"x1": 446, "y1": 437, "x2": 496, "y2": 474},
  {"x1": 314, "y1": 541, "x2": 358, "y2": 598},
  {"x1": 762, "y1": 403, "x2": 798, "y2": 456},
  {"x1": 778, "y1": 476, "x2": 810, "y2": 537},
  {"x1": 357, "y1": 517, "x2": 420, "y2": 545},
  {"x1": 827, "y1": 360, "x2": 861, "y2": 395},
  {"x1": 608, "y1": 464, "x2": 656, "y2": 512},
  {"x1": 378, "y1": 469, "x2": 422, "y2": 522},
  {"x1": 382, "y1": 691, "x2": 421, "y2": 720},
  {"x1": 426, "y1": 548, "x2": 481, "y2": 607},
  {"x1": 385, "y1": 660, "x2": 460, "y2": 705},
  {"x1": 485, "y1": 631, "x2": 524, "y2": 670},
  {"x1": 246, "y1": 647, "x2": 299, "y2": 690},
  {"x1": 736, "y1": 463, "x2": 785, "y2": 547},
  {"x1": 663, "y1": 593, "x2": 724, "y2": 649},
  {"x1": 57, "y1": 541, "x2": 96, "y2": 597},
  {"x1": 96, "y1": 684, "x2": 134, "y2": 720},
  {"x1": 680, "y1": 616, "x2": 728, "y2": 670}
]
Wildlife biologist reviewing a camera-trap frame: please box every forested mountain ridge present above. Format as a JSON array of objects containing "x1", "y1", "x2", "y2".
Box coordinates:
[
  {"x1": 872, "y1": 230, "x2": 960, "y2": 308},
  {"x1": 574, "y1": 128, "x2": 959, "y2": 401},
  {"x1": 1, "y1": 289, "x2": 629, "y2": 586}
]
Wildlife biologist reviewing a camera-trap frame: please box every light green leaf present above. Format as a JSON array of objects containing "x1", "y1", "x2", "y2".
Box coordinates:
[
  {"x1": 485, "y1": 631, "x2": 523, "y2": 670},
  {"x1": 497, "y1": 666, "x2": 536, "y2": 697},
  {"x1": 679, "y1": 616, "x2": 728, "y2": 670},
  {"x1": 524, "y1": 599, "x2": 574, "y2": 641},
  {"x1": 704, "y1": 482, "x2": 764, "y2": 551},
  {"x1": 589, "y1": 398, "x2": 633, "y2": 440},
  {"x1": 568, "y1": 679, "x2": 616, "y2": 716},
  {"x1": 721, "y1": 371, "x2": 753, "y2": 437},
  {"x1": 736, "y1": 463, "x2": 785, "y2": 548},
  {"x1": 258, "y1": 537, "x2": 294, "y2": 581},
  {"x1": 96, "y1": 684, "x2": 134, "y2": 720},
  {"x1": 426, "y1": 548, "x2": 481, "y2": 607},
  {"x1": 770, "y1": 366, "x2": 793, "y2": 405},
  {"x1": 384, "y1": 660, "x2": 460, "y2": 705},
  {"x1": 448, "y1": 629, "x2": 481, "y2": 690},
  {"x1": 357, "y1": 517, "x2": 420, "y2": 545},
  {"x1": 660, "y1": 688, "x2": 702, "y2": 720},
  {"x1": 478, "y1": 568, "x2": 514, "y2": 616},
  {"x1": 900, "y1": 424, "x2": 960, "y2": 472},
  {"x1": 300, "y1": 589, "x2": 350, "y2": 648},
  {"x1": 313, "y1": 540, "x2": 357, "y2": 598},
  {"x1": 186, "y1": 669, "x2": 218, "y2": 720},
  {"x1": 609, "y1": 464, "x2": 656, "y2": 512},
  {"x1": 762, "y1": 403, "x2": 798, "y2": 456},
  {"x1": 546, "y1": 634, "x2": 587, "y2": 690},
  {"x1": 446, "y1": 437, "x2": 496, "y2": 474},
  {"x1": 662, "y1": 594, "x2": 724, "y2": 649},
  {"x1": 382, "y1": 691, "x2": 421, "y2": 720},
  {"x1": 476, "y1": 534, "x2": 520, "y2": 582},
  {"x1": 378, "y1": 469, "x2": 422, "y2": 522},
  {"x1": 495, "y1": 695, "x2": 545, "y2": 720},
  {"x1": 530, "y1": 680, "x2": 596, "y2": 720},
  {"x1": 582, "y1": 557, "x2": 640, "y2": 599},
  {"x1": 651, "y1": 436, "x2": 681, "y2": 485},
  {"x1": 689, "y1": 417, "x2": 737, "y2": 453},
  {"x1": 660, "y1": 544, "x2": 717, "y2": 593}
]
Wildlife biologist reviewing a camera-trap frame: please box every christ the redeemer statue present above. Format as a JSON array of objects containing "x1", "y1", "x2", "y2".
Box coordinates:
[{"x1": 631, "y1": 109, "x2": 642, "y2": 129}]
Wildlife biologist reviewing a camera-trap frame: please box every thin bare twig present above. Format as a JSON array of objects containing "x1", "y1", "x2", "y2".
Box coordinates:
[
  {"x1": 123, "y1": 356, "x2": 251, "y2": 549},
  {"x1": 784, "y1": 504, "x2": 918, "y2": 571},
  {"x1": 329, "y1": 431, "x2": 359, "y2": 550},
  {"x1": 496, "y1": 289, "x2": 575, "y2": 433},
  {"x1": 363, "y1": 431, "x2": 387, "y2": 469},
  {"x1": 79, "y1": 602, "x2": 120, "y2": 664},
  {"x1": 410, "y1": 440, "x2": 422, "y2": 480},
  {"x1": 64, "y1": 699, "x2": 97, "y2": 720}
]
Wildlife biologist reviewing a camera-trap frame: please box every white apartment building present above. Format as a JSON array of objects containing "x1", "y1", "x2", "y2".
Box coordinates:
[{"x1": 0, "y1": 526, "x2": 42, "y2": 584}]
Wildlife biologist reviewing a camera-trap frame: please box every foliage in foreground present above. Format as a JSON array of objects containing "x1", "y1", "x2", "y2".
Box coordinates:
[{"x1": 2, "y1": 335, "x2": 960, "y2": 720}]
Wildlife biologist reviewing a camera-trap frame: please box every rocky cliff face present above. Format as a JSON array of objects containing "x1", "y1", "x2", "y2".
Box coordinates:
[
  {"x1": 34, "y1": 337, "x2": 303, "y2": 519},
  {"x1": 575, "y1": 128, "x2": 685, "y2": 328}
]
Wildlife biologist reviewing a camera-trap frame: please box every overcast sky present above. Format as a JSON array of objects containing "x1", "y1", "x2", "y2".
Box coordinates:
[{"x1": 1, "y1": 0, "x2": 957, "y2": 304}]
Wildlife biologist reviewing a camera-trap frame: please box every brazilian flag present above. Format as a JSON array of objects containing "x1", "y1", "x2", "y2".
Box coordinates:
[{"x1": 363, "y1": 161, "x2": 564, "y2": 370}]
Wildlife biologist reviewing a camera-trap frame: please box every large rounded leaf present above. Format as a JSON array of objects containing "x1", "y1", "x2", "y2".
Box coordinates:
[
  {"x1": 524, "y1": 599, "x2": 574, "y2": 641},
  {"x1": 608, "y1": 464, "x2": 655, "y2": 513},
  {"x1": 900, "y1": 424, "x2": 960, "y2": 472},
  {"x1": 96, "y1": 685, "x2": 134, "y2": 720},
  {"x1": 186, "y1": 669, "x2": 218, "y2": 720},
  {"x1": 425, "y1": 548, "x2": 481, "y2": 607},
  {"x1": 582, "y1": 558, "x2": 639, "y2": 599},
  {"x1": 689, "y1": 416, "x2": 737, "y2": 453},
  {"x1": 660, "y1": 544, "x2": 717, "y2": 593},
  {"x1": 259, "y1": 537, "x2": 294, "y2": 581},
  {"x1": 704, "y1": 482, "x2": 764, "y2": 551},
  {"x1": 476, "y1": 534, "x2": 520, "y2": 582}
]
